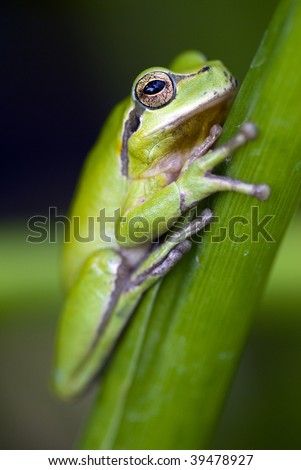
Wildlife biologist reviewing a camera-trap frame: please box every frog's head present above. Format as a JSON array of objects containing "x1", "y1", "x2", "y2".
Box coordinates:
[{"x1": 126, "y1": 56, "x2": 238, "y2": 179}]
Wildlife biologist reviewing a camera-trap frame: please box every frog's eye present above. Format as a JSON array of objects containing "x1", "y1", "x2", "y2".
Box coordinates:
[{"x1": 134, "y1": 71, "x2": 175, "y2": 109}]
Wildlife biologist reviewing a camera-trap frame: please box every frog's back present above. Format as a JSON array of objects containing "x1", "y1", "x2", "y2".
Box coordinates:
[
  {"x1": 63, "y1": 98, "x2": 131, "y2": 288},
  {"x1": 62, "y1": 51, "x2": 213, "y2": 288}
]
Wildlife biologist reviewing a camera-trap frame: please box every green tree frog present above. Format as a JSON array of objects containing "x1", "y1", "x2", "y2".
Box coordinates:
[{"x1": 53, "y1": 51, "x2": 270, "y2": 399}]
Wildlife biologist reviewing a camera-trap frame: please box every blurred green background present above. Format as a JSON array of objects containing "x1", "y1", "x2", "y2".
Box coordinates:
[{"x1": 1, "y1": 0, "x2": 300, "y2": 449}]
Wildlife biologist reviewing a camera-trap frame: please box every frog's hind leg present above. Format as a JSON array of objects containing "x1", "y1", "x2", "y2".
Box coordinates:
[
  {"x1": 54, "y1": 210, "x2": 212, "y2": 398},
  {"x1": 119, "y1": 208, "x2": 212, "y2": 302},
  {"x1": 85, "y1": 209, "x2": 212, "y2": 383},
  {"x1": 53, "y1": 247, "x2": 127, "y2": 398}
]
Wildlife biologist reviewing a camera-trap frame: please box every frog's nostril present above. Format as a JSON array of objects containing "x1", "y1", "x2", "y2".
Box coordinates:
[{"x1": 200, "y1": 65, "x2": 211, "y2": 72}]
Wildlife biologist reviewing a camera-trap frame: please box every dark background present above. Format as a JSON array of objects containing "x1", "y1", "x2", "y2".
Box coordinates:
[
  {"x1": 1, "y1": 0, "x2": 301, "y2": 450},
  {"x1": 2, "y1": 0, "x2": 278, "y2": 218}
]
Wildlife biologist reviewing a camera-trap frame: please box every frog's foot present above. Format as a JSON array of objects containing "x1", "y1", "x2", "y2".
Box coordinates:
[
  {"x1": 199, "y1": 123, "x2": 270, "y2": 200},
  {"x1": 127, "y1": 208, "x2": 212, "y2": 290},
  {"x1": 180, "y1": 122, "x2": 270, "y2": 209}
]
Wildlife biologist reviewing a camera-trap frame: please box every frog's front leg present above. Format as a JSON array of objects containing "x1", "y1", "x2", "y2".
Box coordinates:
[
  {"x1": 118, "y1": 123, "x2": 270, "y2": 246},
  {"x1": 178, "y1": 122, "x2": 270, "y2": 210}
]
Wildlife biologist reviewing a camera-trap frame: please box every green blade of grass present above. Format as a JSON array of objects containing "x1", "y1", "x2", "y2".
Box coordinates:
[{"x1": 80, "y1": 0, "x2": 301, "y2": 449}]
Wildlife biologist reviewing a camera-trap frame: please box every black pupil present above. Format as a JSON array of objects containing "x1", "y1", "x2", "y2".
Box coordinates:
[{"x1": 143, "y1": 79, "x2": 165, "y2": 95}]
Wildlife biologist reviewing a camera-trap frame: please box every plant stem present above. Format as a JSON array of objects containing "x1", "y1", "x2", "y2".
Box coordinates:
[{"x1": 80, "y1": 0, "x2": 301, "y2": 449}]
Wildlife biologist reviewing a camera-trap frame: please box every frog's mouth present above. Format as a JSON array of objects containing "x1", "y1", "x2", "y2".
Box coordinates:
[{"x1": 168, "y1": 86, "x2": 237, "y2": 131}]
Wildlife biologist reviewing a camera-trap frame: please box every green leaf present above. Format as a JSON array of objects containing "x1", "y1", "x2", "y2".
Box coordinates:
[{"x1": 80, "y1": 0, "x2": 301, "y2": 449}]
